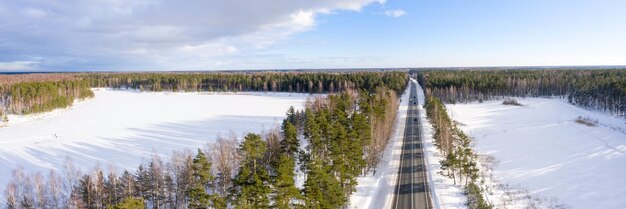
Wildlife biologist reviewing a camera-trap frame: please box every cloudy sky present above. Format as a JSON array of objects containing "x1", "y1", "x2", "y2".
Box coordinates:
[{"x1": 0, "y1": 0, "x2": 625, "y2": 71}]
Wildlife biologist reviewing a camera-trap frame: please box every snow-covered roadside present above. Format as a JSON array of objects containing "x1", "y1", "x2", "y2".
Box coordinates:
[
  {"x1": 415, "y1": 79, "x2": 468, "y2": 209},
  {"x1": 348, "y1": 80, "x2": 410, "y2": 209}
]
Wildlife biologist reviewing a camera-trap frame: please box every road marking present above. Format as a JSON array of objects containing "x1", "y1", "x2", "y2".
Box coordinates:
[{"x1": 393, "y1": 82, "x2": 433, "y2": 209}]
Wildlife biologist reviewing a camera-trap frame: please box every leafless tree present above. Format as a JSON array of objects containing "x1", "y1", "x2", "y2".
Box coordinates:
[
  {"x1": 93, "y1": 167, "x2": 106, "y2": 209},
  {"x1": 63, "y1": 157, "x2": 81, "y2": 195},
  {"x1": 104, "y1": 165, "x2": 119, "y2": 207},
  {"x1": 33, "y1": 172, "x2": 49, "y2": 208},
  {"x1": 208, "y1": 132, "x2": 239, "y2": 195},
  {"x1": 167, "y1": 150, "x2": 193, "y2": 208},
  {"x1": 48, "y1": 170, "x2": 66, "y2": 209},
  {"x1": 5, "y1": 176, "x2": 18, "y2": 209},
  {"x1": 149, "y1": 154, "x2": 166, "y2": 209},
  {"x1": 264, "y1": 127, "x2": 282, "y2": 169},
  {"x1": 6, "y1": 167, "x2": 35, "y2": 208}
]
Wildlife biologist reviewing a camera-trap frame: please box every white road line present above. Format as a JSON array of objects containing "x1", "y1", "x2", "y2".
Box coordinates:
[
  {"x1": 394, "y1": 106, "x2": 406, "y2": 209},
  {"x1": 411, "y1": 98, "x2": 415, "y2": 208}
]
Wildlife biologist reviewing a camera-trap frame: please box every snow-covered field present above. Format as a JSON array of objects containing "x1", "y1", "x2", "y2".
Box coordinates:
[
  {"x1": 0, "y1": 89, "x2": 309, "y2": 190},
  {"x1": 446, "y1": 98, "x2": 626, "y2": 209}
]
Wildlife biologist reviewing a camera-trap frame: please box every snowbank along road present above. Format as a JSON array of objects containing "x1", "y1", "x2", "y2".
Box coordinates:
[{"x1": 392, "y1": 82, "x2": 433, "y2": 209}]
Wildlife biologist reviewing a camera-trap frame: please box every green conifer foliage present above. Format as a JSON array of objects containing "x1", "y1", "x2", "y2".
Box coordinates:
[{"x1": 234, "y1": 133, "x2": 270, "y2": 209}]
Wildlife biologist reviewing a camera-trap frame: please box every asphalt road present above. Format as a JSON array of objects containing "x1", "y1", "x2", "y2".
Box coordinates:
[{"x1": 392, "y1": 82, "x2": 432, "y2": 209}]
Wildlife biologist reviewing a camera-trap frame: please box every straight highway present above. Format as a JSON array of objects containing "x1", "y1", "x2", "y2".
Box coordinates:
[{"x1": 392, "y1": 82, "x2": 432, "y2": 209}]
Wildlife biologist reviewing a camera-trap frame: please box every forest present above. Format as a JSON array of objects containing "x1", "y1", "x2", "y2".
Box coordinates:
[
  {"x1": 417, "y1": 69, "x2": 626, "y2": 117},
  {"x1": 0, "y1": 72, "x2": 406, "y2": 121},
  {"x1": 0, "y1": 74, "x2": 89, "y2": 117},
  {"x1": 3, "y1": 72, "x2": 407, "y2": 209},
  {"x1": 84, "y1": 72, "x2": 407, "y2": 95},
  {"x1": 7, "y1": 80, "x2": 94, "y2": 114}
]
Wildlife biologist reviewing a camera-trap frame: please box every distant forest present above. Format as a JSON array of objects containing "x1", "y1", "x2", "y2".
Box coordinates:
[
  {"x1": 417, "y1": 69, "x2": 626, "y2": 117},
  {"x1": 0, "y1": 71, "x2": 407, "y2": 117},
  {"x1": 4, "y1": 72, "x2": 406, "y2": 209}
]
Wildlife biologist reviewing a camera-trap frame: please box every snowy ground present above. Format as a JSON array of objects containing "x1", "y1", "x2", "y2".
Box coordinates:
[
  {"x1": 446, "y1": 98, "x2": 626, "y2": 209},
  {"x1": 417, "y1": 82, "x2": 468, "y2": 209},
  {"x1": 348, "y1": 79, "x2": 410, "y2": 209},
  {"x1": 0, "y1": 89, "x2": 309, "y2": 190}
]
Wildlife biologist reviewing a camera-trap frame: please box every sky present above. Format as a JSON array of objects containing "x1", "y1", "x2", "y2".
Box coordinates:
[{"x1": 0, "y1": 0, "x2": 625, "y2": 71}]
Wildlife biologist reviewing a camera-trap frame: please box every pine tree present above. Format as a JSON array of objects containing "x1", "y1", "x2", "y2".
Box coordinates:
[
  {"x1": 134, "y1": 165, "x2": 149, "y2": 202},
  {"x1": 109, "y1": 197, "x2": 145, "y2": 209},
  {"x1": 104, "y1": 171, "x2": 120, "y2": 207},
  {"x1": 272, "y1": 154, "x2": 301, "y2": 209},
  {"x1": 329, "y1": 118, "x2": 351, "y2": 196},
  {"x1": 302, "y1": 158, "x2": 323, "y2": 209},
  {"x1": 280, "y1": 120, "x2": 299, "y2": 157},
  {"x1": 233, "y1": 133, "x2": 270, "y2": 209},
  {"x1": 302, "y1": 157, "x2": 344, "y2": 209},
  {"x1": 78, "y1": 175, "x2": 95, "y2": 208},
  {"x1": 440, "y1": 152, "x2": 458, "y2": 185},
  {"x1": 285, "y1": 106, "x2": 297, "y2": 125},
  {"x1": 119, "y1": 171, "x2": 135, "y2": 200},
  {"x1": 350, "y1": 112, "x2": 369, "y2": 175},
  {"x1": 303, "y1": 109, "x2": 321, "y2": 160},
  {"x1": 188, "y1": 149, "x2": 214, "y2": 209}
]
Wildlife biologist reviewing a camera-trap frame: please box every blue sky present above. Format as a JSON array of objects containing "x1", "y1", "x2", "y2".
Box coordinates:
[{"x1": 0, "y1": 0, "x2": 625, "y2": 71}]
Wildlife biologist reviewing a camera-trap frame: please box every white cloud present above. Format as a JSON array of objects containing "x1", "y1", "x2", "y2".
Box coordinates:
[
  {"x1": 384, "y1": 9, "x2": 406, "y2": 18},
  {"x1": 125, "y1": 48, "x2": 147, "y2": 55},
  {"x1": 0, "y1": 61, "x2": 39, "y2": 71},
  {"x1": 22, "y1": 8, "x2": 46, "y2": 18},
  {"x1": 0, "y1": 0, "x2": 385, "y2": 70},
  {"x1": 291, "y1": 10, "x2": 316, "y2": 28}
]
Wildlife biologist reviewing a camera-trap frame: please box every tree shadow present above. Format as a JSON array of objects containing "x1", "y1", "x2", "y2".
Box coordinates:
[{"x1": 0, "y1": 115, "x2": 282, "y2": 187}]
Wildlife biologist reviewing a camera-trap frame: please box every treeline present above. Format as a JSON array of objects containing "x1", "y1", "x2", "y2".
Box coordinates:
[
  {"x1": 417, "y1": 69, "x2": 626, "y2": 117},
  {"x1": 4, "y1": 83, "x2": 405, "y2": 208},
  {"x1": 424, "y1": 97, "x2": 491, "y2": 209},
  {"x1": 4, "y1": 80, "x2": 94, "y2": 115},
  {"x1": 0, "y1": 72, "x2": 407, "y2": 118},
  {"x1": 0, "y1": 74, "x2": 88, "y2": 118},
  {"x1": 0, "y1": 74, "x2": 80, "y2": 86},
  {"x1": 84, "y1": 72, "x2": 407, "y2": 95}
]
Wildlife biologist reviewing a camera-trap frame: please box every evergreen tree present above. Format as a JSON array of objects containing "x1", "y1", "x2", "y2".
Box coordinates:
[
  {"x1": 233, "y1": 133, "x2": 270, "y2": 209},
  {"x1": 272, "y1": 154, "x2": 301, "y2": 209},
  {"x1": 108, "y1": 197, "x2": 145, "y2": 209},
  {"x1": 303, "y1": 109, "x2": 322, "y2": 161},
  {"x1": 134, "y1": 165, "x2": 149, "y2": 202},
  {"x1": 104, "y1": 171, "x2": 120, "y2": 207},
  {"x1": 440, "y1": 152, "x2": 458, "y2": 185},
  {"x1": 280, "y1": 120, "x2": 299, "y2": 157},
  {"x1": 188, "y1": 149, "x2": 214, "y2": 209},
  {"x1": 78, "y1": 174, "x2": 95, "y2": 208},
  {"x1": 302, "y1": 158, "x2": 344, "y2": 209},
  {"x1": 119, "y1": 171, "x2": 135, "y2": 200}
]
